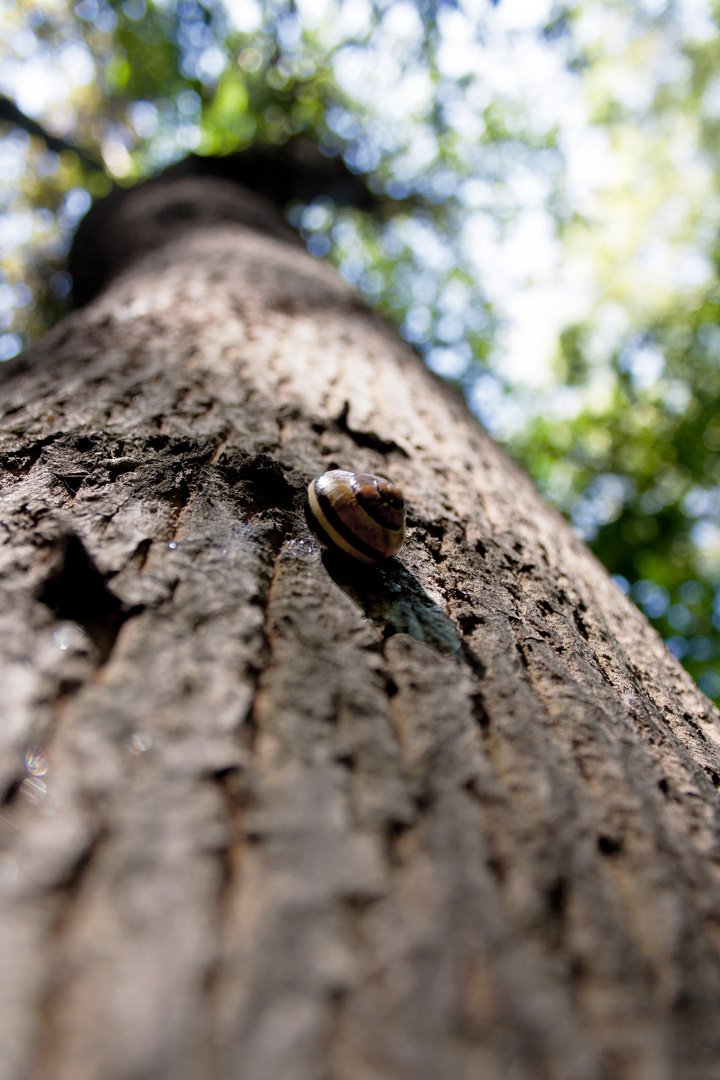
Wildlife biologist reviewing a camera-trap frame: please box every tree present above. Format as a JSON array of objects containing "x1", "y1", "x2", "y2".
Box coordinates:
[{"x1": 2, "y1": 158, "x2": 720, "y2": 1080}]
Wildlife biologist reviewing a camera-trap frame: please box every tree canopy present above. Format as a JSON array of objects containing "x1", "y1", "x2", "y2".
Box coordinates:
[{"x1": 3, "y1": 0, "x2": 720, "y2": 700}]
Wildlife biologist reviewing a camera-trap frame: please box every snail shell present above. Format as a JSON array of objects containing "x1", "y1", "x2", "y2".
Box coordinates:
[{"x1": 306, "y1": 470, "x2": 406, "y2": 563}]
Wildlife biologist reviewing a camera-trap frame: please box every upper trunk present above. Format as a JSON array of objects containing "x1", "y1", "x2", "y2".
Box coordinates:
[{"x1": 1, "y1": 173, "x2": 720, "y2": 1080}]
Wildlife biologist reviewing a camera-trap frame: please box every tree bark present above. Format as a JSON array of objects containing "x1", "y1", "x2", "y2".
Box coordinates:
[{"x1": 1, "y1": 172, "x2": 720, "y2": 1080}]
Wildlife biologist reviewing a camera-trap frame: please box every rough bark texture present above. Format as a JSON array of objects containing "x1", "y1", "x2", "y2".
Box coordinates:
[{"x1": 2, "y1": 175, "x2": 720, "y2": 1080}]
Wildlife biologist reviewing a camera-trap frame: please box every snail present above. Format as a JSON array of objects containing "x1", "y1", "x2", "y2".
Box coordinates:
[{"x1": 306, "y1": 470, "x2": 406, "y2": 563}]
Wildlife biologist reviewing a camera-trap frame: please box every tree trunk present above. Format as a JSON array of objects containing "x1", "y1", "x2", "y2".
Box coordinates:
[{"x1": 1, "y1": 172, "x2": 720, "y2": 1080}]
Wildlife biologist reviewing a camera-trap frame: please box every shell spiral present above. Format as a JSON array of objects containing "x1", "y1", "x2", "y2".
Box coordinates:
[{"x1": 306, "y1": 470, "x2": 406, "y2": 563}]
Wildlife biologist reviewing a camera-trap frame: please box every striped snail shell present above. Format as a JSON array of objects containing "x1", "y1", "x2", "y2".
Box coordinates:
[{"x1": 306, "y1": 470, "x2": 406, "y2": 563}]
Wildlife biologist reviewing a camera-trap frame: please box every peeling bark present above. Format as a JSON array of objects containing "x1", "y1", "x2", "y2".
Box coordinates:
[{"x1": 1, "y1": 175, "x2": 720, "y2": 1080}]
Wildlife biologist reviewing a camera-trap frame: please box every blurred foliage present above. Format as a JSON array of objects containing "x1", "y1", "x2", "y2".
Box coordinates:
[
  {"x1": 4, "y1": 0, "x2": 720, "y2": 701},
  {"x1": 515, "y1": 286, "x2": 720, "y2": 700}
]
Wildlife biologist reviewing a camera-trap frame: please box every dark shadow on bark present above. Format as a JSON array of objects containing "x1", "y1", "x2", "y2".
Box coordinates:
[
  {"x1": 320, "y1": 548, "x2": 486, "y2": 680},
  {"x1": 38, "y1": 530, "x2": 140, "y2": 665}
]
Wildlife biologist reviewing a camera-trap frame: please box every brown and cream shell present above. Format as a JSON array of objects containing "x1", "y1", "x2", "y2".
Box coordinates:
[{"x1": 306, "y1": 470, "x2": 406, "y2": 563}]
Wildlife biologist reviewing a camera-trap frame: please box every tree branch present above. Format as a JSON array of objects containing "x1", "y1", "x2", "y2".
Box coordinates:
[{"x1": 0, "y1": 94, "x2": 103, "y2": 173}]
